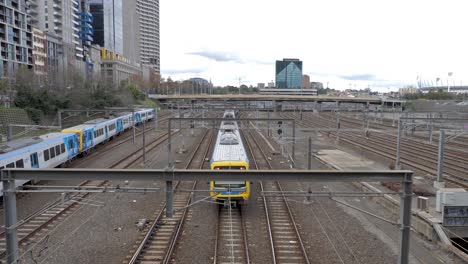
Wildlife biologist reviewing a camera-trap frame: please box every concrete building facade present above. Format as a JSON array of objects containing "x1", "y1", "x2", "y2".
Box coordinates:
[
  {"x1": 301, "y1": 74, "x2": 310, "y2": 88},
  {"x1": 136, "y1": 0, "x2": 159, "y2": 72},
  {"x1": 88, "y1": 44, "x2": 101, "y2": 81},
  {"x1": 101, "y1": 48, "x2": 140, "y2": 85},
  {"x1": 122, "y1": 0, "x2": 140, "y2": 64},
  {"x1": 32, "y1": 28, "x2": 46, "y2": 76},
  {"x1": 0, "y1": 0, "x2": 33, "y2": 76}
]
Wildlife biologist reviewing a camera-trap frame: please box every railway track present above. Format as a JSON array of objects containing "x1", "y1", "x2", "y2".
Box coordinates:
[
  {"x1": 214, "y1": 205, "x2": 250, "y2": 264},
  {"x1": 242, "y1": 129, "x2": 310, "y2": 264},
  {"x1": 70, "y1": 113, "x2": 173, "y2": 168},
  {"x1": 320, "y1": 111, "x2": 468, "y2": 151},
  {"x1": 282, "y1": 112, "x2": 468, "y2": 188},
  {"x1": 0, "y1": 119, "x2": 183, "y2": 262},
  {"x1": 126, "y1": 128, "x2": 215, "y2": 264}
]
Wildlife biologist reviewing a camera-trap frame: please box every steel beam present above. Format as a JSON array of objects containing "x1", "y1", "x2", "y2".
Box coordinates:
[
  {"x1": 166, "y1": 181, "x2": 173, "y2": 217},
  {"x1": 169, "y1": 117, "x2": 294, "y2": 122},
  {"x1": 167, "y1": 119, "x2": 172, "y2": 168},
  {"x1": 132, "y1": 108, "x2": 136, "y2": 144},
  {"x1": 399, "y1": 173, "x2": 413, "y2": 264},
  {"x1": 436, "y1": 130, "x2": 445, "y2": 183},
  {"x1": 3, "y1": 180, "x2": 18, "y2": 264},
  {"x1": 4, "y1": 169, "x2": 412, "y2": 182},
  {"x1": 292, "y1": 119, "x2": 296, "y2": 160},
  {"x1": 396, "y1": 119, "x2": 402, "y2": 169},
  {"x1": 307, "y1": 136, "x2": 312, "y2": 170},
  {"x1": 142, "y1": 121, "x2": 146, "y2": 164}
]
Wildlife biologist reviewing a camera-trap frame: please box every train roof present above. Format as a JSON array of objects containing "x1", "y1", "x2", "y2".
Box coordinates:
[
  {"x1": 0, "y1": 132, "x2": 74, "y2": 159},
  {"x1": 62, "y1": 124, "x2": 94, "y2": 131},
  {"x1": 223, "y1": 110, "x2": 236, "y2": 118},
  {"x1": 211, "y1": 129, "x2": 248, "y2": 163},
  {"x1": 84, "y1": 118, "x2": 116, "y2": 125}
]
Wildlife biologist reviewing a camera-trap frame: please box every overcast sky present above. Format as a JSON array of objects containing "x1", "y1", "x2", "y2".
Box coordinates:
[{"x1": 160, "y1": 0, "x2": 468, "y2": 91}]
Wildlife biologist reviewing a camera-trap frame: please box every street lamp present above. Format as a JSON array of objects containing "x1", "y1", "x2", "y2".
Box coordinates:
[{"x1": 448, "y1": 72, "x2": 453, "y2": 93}]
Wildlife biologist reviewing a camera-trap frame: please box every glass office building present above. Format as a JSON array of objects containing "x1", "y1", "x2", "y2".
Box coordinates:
[
  {"x1": 275, "y1": 59, "x2": 303, "y2": 88},
  {"x1": 90, "y1": 0, "x2": 123, "y2": 54}
]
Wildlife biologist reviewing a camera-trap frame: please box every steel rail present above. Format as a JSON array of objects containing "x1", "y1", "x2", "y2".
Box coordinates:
[
  {"x1": 163, "y1": 130, "x2": 214, "y2": 263},
  {"x1": 246, "y1": 129, "x2": 310, "y2": 264},
  {"x1": 241, "y1": 130, "x2": 276, "y2": 264},
  {"x1": 0, "y1": 120, "x2": 168, "y2": 262},
  {"x1": 286, "y1": 112, "x2": 468, "y2": 188},
  {"x1": 128, "y1": 129, "x2": 214, "y2": 264}
]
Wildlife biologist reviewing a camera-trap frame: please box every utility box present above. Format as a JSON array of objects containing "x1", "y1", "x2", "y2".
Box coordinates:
[
  {"x1": 436, "y1": 188, "x2": 467, "y2": 212},
  {"x1": 417, "y1": 196, "x2": 429, "y2": 211}
]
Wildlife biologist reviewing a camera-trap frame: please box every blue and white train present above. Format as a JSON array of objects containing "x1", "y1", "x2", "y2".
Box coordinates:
[{"x1": 0, "y1": 108, "x2": 155, "y2": 191}]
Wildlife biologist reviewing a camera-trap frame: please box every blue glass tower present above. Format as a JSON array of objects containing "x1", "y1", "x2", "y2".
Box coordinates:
[{"x1": 275, "y1": 59, "x2": 303, "y2": 88}]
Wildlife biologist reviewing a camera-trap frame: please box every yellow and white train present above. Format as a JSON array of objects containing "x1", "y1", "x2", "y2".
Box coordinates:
[{"x1": 210, "y1": 110, "x2": 250, "y2": 205}]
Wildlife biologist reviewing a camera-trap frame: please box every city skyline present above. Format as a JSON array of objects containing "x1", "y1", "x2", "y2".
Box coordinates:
[{"x1": 161, "y1": 0, "x2": 468, "y2": 91}]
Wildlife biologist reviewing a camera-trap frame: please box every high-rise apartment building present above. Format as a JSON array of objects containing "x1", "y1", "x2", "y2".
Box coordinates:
[
  {"x1": 29, "y1": 0, "x2": 84, "y2": 59},
  {"x1": 122, "y1": 0, "x2": 140, "y2": 64},
  {"x1": 275, "y1": 59, "x2": 302, "y2": 88},
  {"x1": 90, "y1": 0, "x2": 123, "y2": 54},
  {"x1": 136, "y1": 0, "x2": 159, "y2": 72},
  {"x1": 0, "y1": 0, "x2": 33, "y2": 76},
  {"x1": 32, "y1": 28, "x2": 46, "y2": 76}
]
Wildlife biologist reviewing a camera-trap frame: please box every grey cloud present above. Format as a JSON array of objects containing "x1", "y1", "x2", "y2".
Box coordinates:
[
  {"x1": 339, "y1": 74, "x2": 380, "y2": 81},
  {"x1": 162, "y1": 68, "x2": 207, "y2": 75},
  {"x1": 187, "y1": 50, "x2": 244, "y2": 63}
]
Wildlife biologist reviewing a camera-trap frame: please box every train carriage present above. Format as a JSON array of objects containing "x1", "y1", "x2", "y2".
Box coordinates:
[
  {"x1": 0, "y1": 132, "x2": 79, "y2": 188},
  {"x1": 61, "y1": 124, "x2": 94, "y2": 153},
  {"x1": 0, "y1": 108, "x2": 155, "y2": 194},
  {"x1": 84, "y1": 117, "x2": 120, "y2": 145},
  {"x1": 119, "y1": 113, "x2": 133, "y2": 130},
  {"x1": 210, "y1": 111, "x2": 250, "y2": 206}
]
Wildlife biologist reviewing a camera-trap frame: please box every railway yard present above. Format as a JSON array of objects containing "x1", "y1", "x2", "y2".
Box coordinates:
[{"x1": 1, "y1": 102, "x2": 468, "y2": 264}]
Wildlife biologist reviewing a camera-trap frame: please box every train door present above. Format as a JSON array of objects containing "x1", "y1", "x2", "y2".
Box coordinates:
[
  {"x1": 105, "y1": 126, "x2": 109, "y2": 138},
  {"x1": 66, "y1": 136, "x2": 78, "y2": 158},
  {"x1": 83, "y1": 129, "x2": 94, "y2": 150},
  {"x1": 135, "y1": 113, "x2": 141, "y2": 123},
  {"x1": 30, "y1": 153, "x2": 39, "y2": 168},
  {"x1": 116, "y1": 119, "x2": 123, "y2": 133}
]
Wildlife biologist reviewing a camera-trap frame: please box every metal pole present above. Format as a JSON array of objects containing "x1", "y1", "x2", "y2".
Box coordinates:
[
  {"x1": 292, "y1": 120, "x2": 296, "y2": 161},
  {"x1": 300, "y1": 108, "x2": 303, "y2": 121},
  {"x1": 166, "y1": 180, "x2": 173, "y2": 218},
  {"x1": 132, "y1": 109, "x2": 136, "y2": 144},
  {"x1": 154, "y1": 109, "x2": 158, "y2": 130},
  {"x1": 167, "y1": 119, "x2": 172, "y2": 168},
  {"x1": 429, "y1": 114, "x2": 433, "y2": 144},
  {"x1": 3, "y1": 180, "x2": 19, "y2": 264},
  {"x1": 267, "y1": 111, "x2": 271, "y2": 137},
  {"x1": 396, "y1": 119, "x2": 402, "y2": 169},
  {"x1": 380, "y1": 101, "x2": 384, "y2": 124},
  {"x1": 436, "y1": 129, "x2": 445, "y2": 183},
  {"x1": 58, "y1": 110, "x2": 62, "y2": 130},
  {"x1": 7, "y1": 125, "x2": 13, "y2": 141},
  {"x1": 336, "y1": 102, "x2": 340, "y2": 142},
  {"x1": 178, "y1": 103, "x2": 181, "y2": 129},
  {"x1": 398, "y1": 173, "x2": 413, "y2": 264},
  {"x1": 307, "y1": 136, "x2": 312, "y2": 170},
  {"x1": 142, "y1": 121, "x2": 146, "y2": 164}
]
